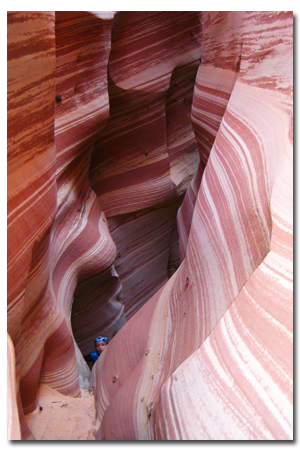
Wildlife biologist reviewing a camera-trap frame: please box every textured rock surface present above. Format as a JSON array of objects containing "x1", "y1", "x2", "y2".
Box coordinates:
[
  {"x1": 88, "y1": 12, "x2": 202, "y2": 322},
  {"x1": 8, "y1": 12, "x2": 59, "y2": 439},
  {"x1": 7, "y1": 11, "x2": 200, "y2": 439},
  {"x1": 7, "y1": 10, "x2": 116, "y2": 438},
  {"x1": 7, "y1": 11, "x2": 292, "y2": 440},
  {"x1": 92, "y1": 11, "x2": 293, "y2": 440}
]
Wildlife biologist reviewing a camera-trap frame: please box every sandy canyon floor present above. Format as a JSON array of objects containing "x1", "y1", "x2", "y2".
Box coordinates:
[{"x1": 25, "y1": 385, "x2": 97, "y2": 440}]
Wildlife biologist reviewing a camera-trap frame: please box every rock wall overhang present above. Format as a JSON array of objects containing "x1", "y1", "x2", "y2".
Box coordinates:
[
  {"x1": 8, "y1": 11, "x2": 202, "y2": 439},
  {"x1": 92, "y1": 11, "x2": 293, "y2": 440},
  {"x1": 7, "y1": 11, "x2": 293, "y2": 440}
]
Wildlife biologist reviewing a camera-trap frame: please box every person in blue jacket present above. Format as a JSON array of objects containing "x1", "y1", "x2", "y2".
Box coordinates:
[
  {"x1": 91, "y1": 336, "x2": 108, "y2": 362},
  {"x1": 84, "y1": 336, "x2": 108, "y2": 367}
]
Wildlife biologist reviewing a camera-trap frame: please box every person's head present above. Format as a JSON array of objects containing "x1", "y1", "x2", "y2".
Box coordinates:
[{"x1": 94, "y1": 336, "x2": 108, "y2": 355}]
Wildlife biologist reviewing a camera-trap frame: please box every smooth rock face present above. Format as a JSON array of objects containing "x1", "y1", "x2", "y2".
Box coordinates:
[
  {"x1": 7, "y1": 11, "x2": 292, "y2": 441},
  {"x1": 92, "y1": 11, "x2": 293, "y2": 440},
  {"x1": 7, "y1": 334, "x2": 21, "y2": 440},
  {"x1": 8, "y1": 12, "x2": 59, "y2": 439},
  {"x1": 7, "y1": 11, "x2": 116, "y2": 438}
]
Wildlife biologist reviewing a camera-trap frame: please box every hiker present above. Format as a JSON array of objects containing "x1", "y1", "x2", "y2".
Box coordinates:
[{"x1": 84, "y1": 336, "x2": 108, "y2": 367}]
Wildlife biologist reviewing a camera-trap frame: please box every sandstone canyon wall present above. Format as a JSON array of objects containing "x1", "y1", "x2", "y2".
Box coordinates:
[{"x1": 7, "y1": 11, "x2": 292, "y2": 440}]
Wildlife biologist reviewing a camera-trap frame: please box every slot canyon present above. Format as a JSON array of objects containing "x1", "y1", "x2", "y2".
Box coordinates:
[{"x1": 7, "y1": 11, "x2": 293, "y2": 440}]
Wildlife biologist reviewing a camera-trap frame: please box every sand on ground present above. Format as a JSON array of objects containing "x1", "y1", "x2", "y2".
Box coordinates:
[{"x1": 25, "y1": 384, "x2": 99, "y2": 440}]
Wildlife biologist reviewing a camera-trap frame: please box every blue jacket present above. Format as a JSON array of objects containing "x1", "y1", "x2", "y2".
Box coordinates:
[{"x1": 90, "y1": 351, "x2": 99, "y2": 362}]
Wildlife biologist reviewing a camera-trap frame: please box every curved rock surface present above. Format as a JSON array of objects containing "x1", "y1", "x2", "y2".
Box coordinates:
[
  {"x1": 92, "y1": 11, "x2": 293, "y2": 440},
  {"x1": 8, "y1": 10, "x2": 117, "y2": 438},
  {"x1": 7, "y1": 11, "x2": 292, "y2": 440}
]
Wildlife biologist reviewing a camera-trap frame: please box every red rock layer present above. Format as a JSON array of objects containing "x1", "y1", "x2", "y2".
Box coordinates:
[
  {"x1": 93, "y1": 11, "x2": 293, "y2": 440},
  {"x1": 7, "y1": 11, "x2": 117, "y2": 438},
  {"x1": 108, "y1": 200, "x2": 182, "y2": 319},
  {"x1": 90, "y1": 11, "x2": 202, "y2": 216},
  {"x1": 88, "y1": 11, "x2": 201, "y2": 321},
  {"x1": 8, "y1": 11, "x2": 60, "y2": 439},
  {"x1": 55, "y1": 11, "x2": 112, "y2": 176},
  {"x1": 7, "y1": 10, "x2": 292, "y2": 441},
  {"x1": 7, "y1": 11, "x2": 202, "y2": 439},
  {"x1": 71, "y1": 12, "x2": 202, "y2": 353},
  {"x1": 178, "y1": 11, "x2": 242, "y2": 260},
  {"x1": 40, "y1": 10, "x2": 117, "y2": 396}
]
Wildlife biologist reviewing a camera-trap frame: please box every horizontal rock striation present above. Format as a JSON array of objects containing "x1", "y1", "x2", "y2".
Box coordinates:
[
  {"x1": 7, "y1": 10, "x2": 292, "y2": 441},
  {"x1": 7, "y1": 10, "x2": 117, "y2": 438},
  {"x1": 8, "y1": 11, "x2": 58, "y2": 439},
  {"x1": 87, "y1": 11, "x2": 202, "y2": 323},
  {"x1": 7, "y1": 11, "x2": 202, "y2": 439},
  {"x1": 90, "y1": 12, "x2": 201, "y2": 217}
]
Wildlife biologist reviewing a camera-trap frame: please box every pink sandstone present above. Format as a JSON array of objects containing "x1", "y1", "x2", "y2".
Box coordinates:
[{"x1": 7, "y1": 11, "x2": 292, "y2": 440}]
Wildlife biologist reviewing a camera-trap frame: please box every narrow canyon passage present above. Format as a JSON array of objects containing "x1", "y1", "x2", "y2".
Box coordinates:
[{"x1": 7, "y1": 11, "x2": 293, "y2": 440}]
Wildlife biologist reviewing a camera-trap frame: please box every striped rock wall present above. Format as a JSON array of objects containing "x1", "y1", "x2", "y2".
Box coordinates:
[
  {"x1": 92, "y1": 11, "x2": 293, "y2": 440},
  {"x1": 87, "y1": 11, "x2": 202, "y2": 322},
  {"x1": 7, "y1": 11, "x2": 117, "y2": 439},
  {"x1": 178, "y1": 12, "x2": 241, "y2": 260},
  {"x1": 7, "y1": 11, "x2": 202, "y2": 439},
  {"x1": 88, "y1": 12, "x2": 202, "y2": 321},
  {"x1": 8, "y1": 12, "x2": 59, "y2": 439}
]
